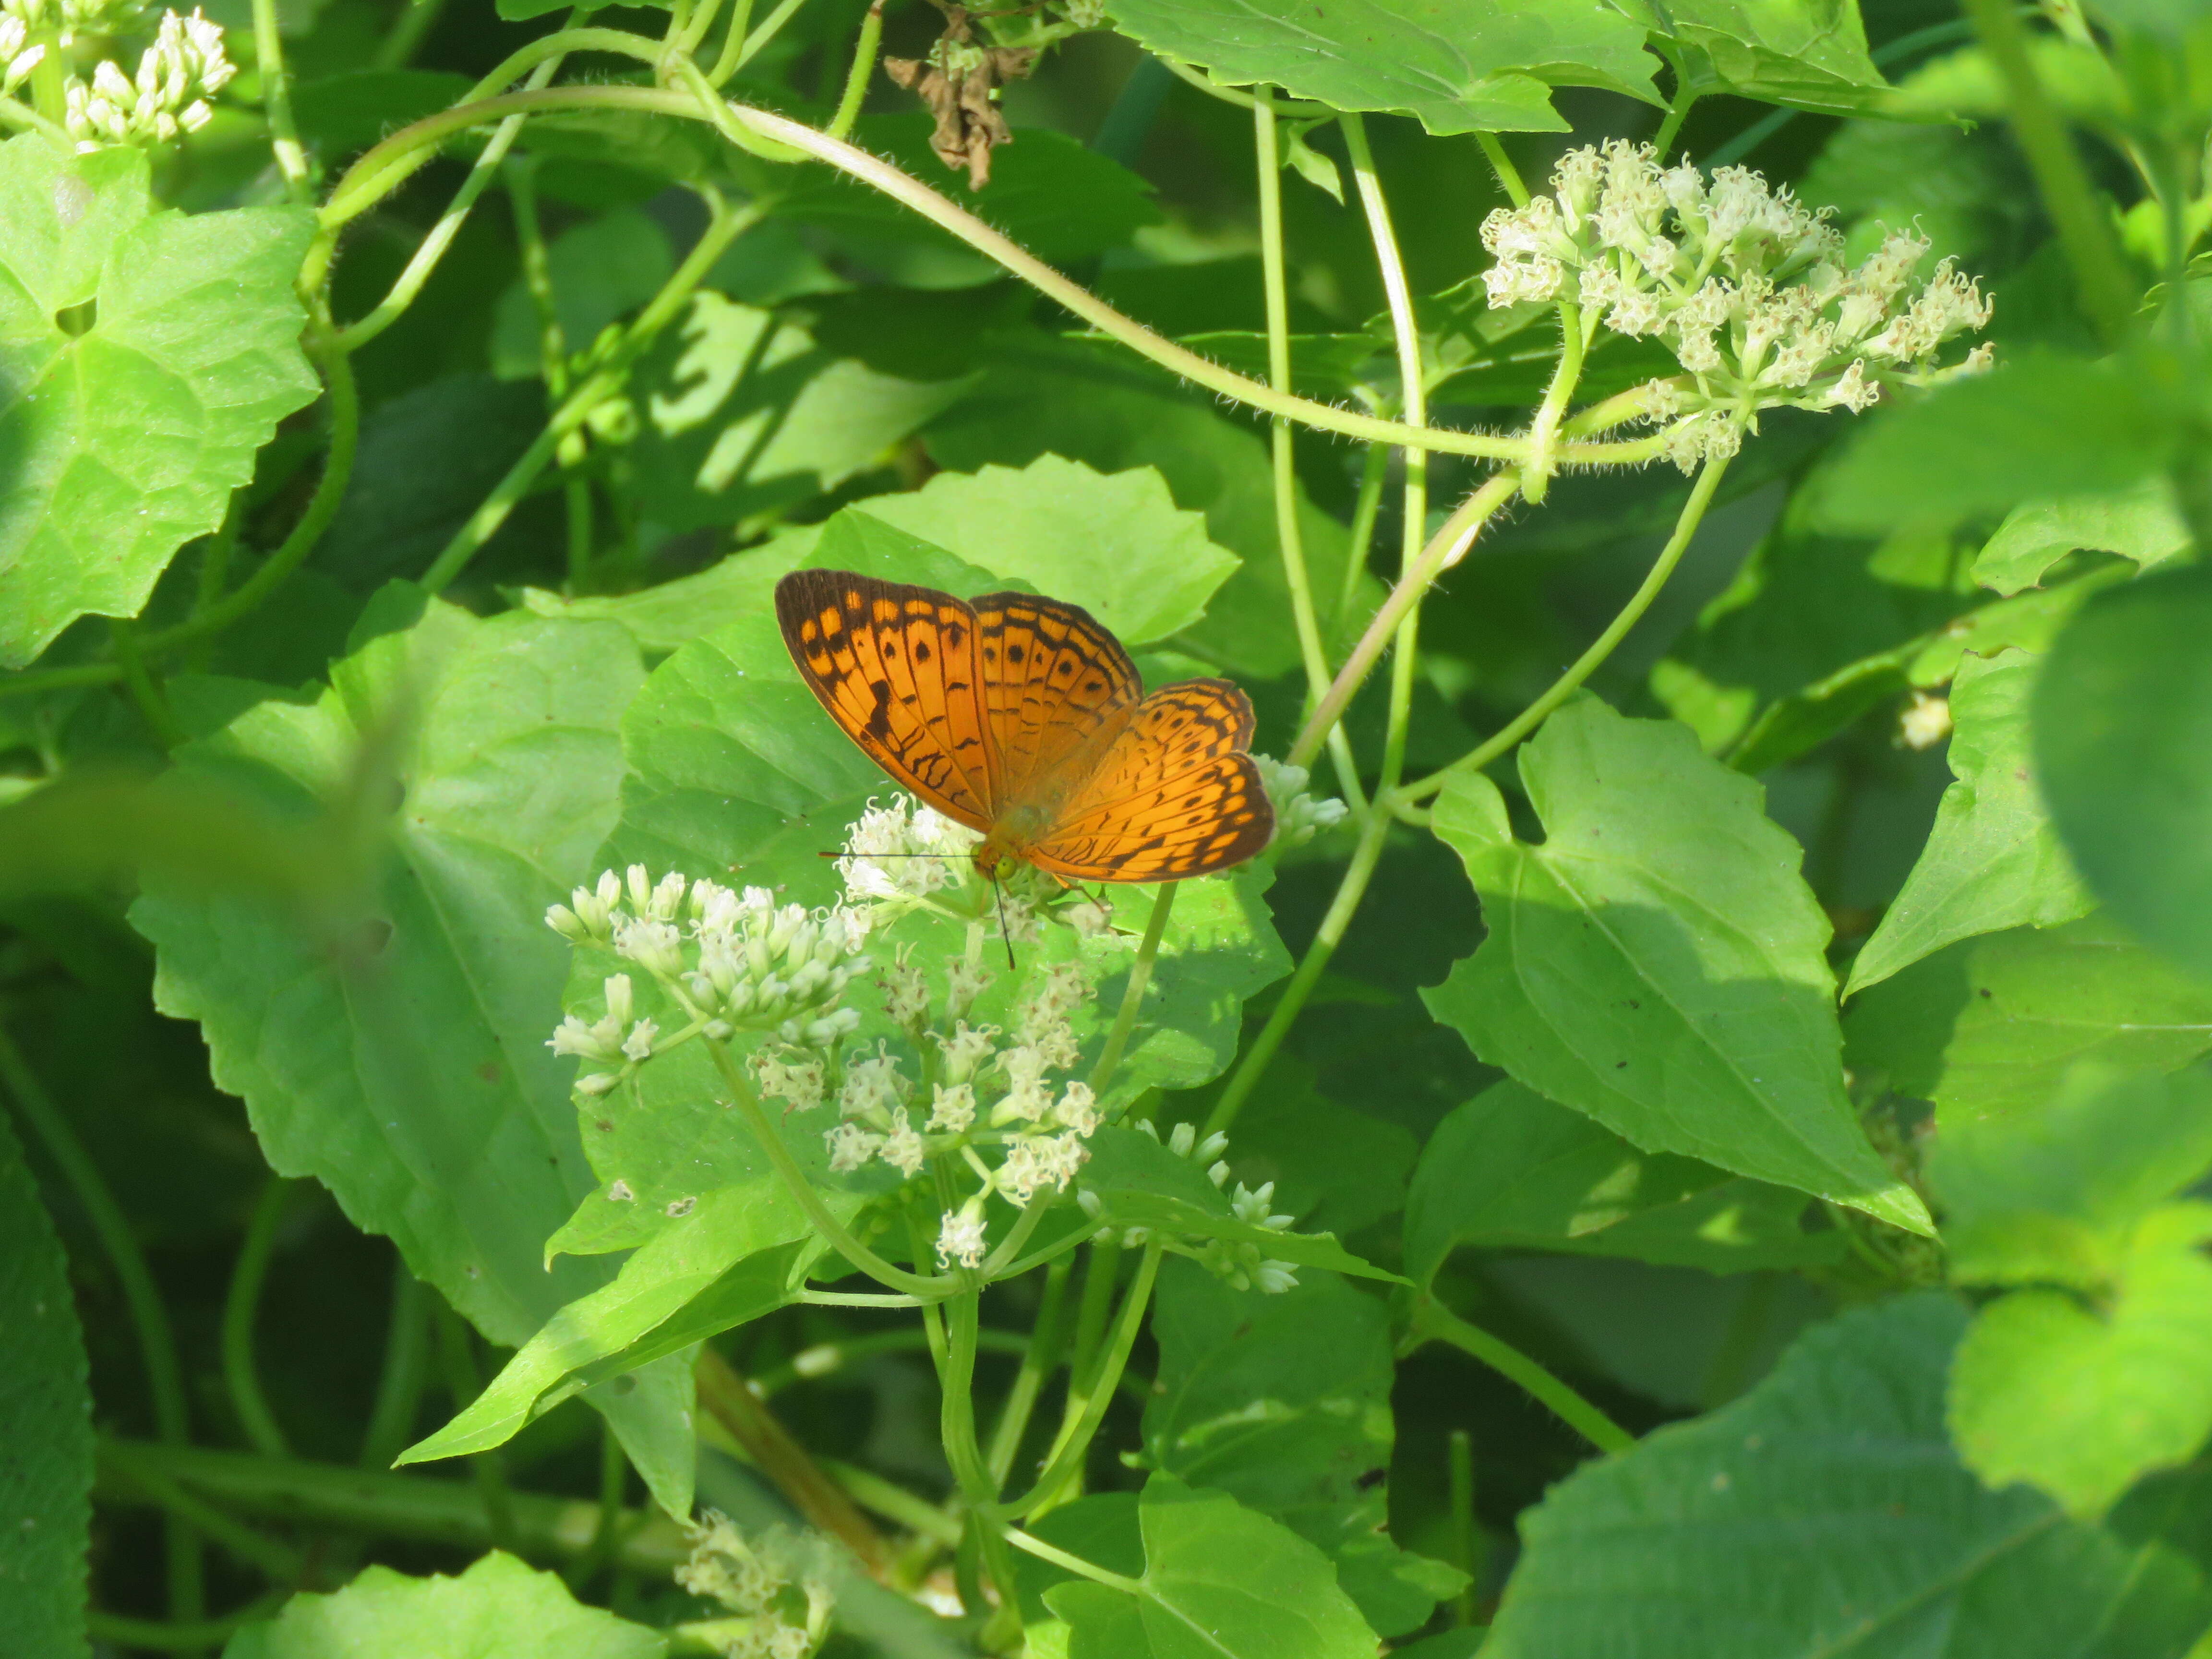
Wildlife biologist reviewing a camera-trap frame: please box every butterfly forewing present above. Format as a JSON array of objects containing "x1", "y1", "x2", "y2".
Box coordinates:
[
  {"x1": 970, "y1": 591, "x2": 1141, "y2": 800},
  {"x1": 1029, "y1": 679, "x2": 1275, "y2": 882},
  {"x1": 773, "y1": 569, "x2": 1000, "y2": 829}
]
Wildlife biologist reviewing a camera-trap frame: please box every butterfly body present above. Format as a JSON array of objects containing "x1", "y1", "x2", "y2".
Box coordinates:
[{"x1": 775, "y1": 569, "x2": 1274, "y2": 884}]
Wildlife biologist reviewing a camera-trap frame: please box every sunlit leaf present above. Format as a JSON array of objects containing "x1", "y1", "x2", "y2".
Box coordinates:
[
  {"x1": 1044, "y1": 1474, "x2": 1379, "y2": 1659},
  {"x1": 1846, "y1": 649, "x2": 2092, "y2": 997},
  {"x1": 1102, "y1": 0, "x2": 1660, "y2": 133},
  {"x1": 0, "y1": 137, "x2": 319, "y2": 665},
  {"x1": 1481, "y1": 1294, "x2": 2212, "y2": 1657},
  {"x1": 223, "y1": 1551, "x2": 666, "y2": 1658},
  {"x1": 1423, "y1": 697, "x2": 1930, "y2": 1232}
]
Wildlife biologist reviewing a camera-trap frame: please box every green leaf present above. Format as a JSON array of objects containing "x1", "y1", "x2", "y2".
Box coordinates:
[
  {"x1": 624, "y1": 292, "x2": 971, "y2": 535},
  {"x1": 127, "y1": 594, "x2": 694, "y2": 1497},
  {"x1": 1403, "y1": 1082, "x2": 1843, "y2": 1283},
  {"x1": 1080, "y1": 1128, "x2": 1398, "y2": 1281},
  {"x1": 1846, "y1": 650, "x2": 2093, "y2": 997},
  {"x1": 1043, "y1": 1474, "x2": 1379, "y2": 1659},
  {"x1": 1974, "y1": 479, "x2": 2191, "y2": 596},
  {"x1": 222, "y1": 1551, "x2": 666, "y2": 1659},
  {"x1": 1481, "y1": 1294, "x2": 2212, "y2": 1658},
  {"x1": 400, "y1": 1179, "x2": 813, "y2": 1465},
  {"x1": 926, "y1": 333, "x2": 1359, "y2": 679},
  {"x1": 490, "y1": 209, "x2": 672, "y2": 382},
  {"x1": 0, "y1": 136, "x2": 320, "y2": 665},
  {"x1": 1812, "y1": 354, "x2": 2176, "y2": 536},
  {"x1": 2035, "y1": 563, "x2": 2212, "y2": 982},
  {"x1": 517, "y1": 526, "x2": 822, "y2": 657},
  {"x1": 1225, "y1": 1058, "x2": 1413, "y2": 1240},
  {"x1": 1927, "y1": 1063, "x2": 2212, "y2": 1287},
  {"x1": 1616, "y1": 0, "x2": 1888, "y2": 114},
  {"x1": 316, "y1": 375, "x2": 546, "y2": 590},
  {"x1": 1143, "y1": 1262, "x2": 1464, "y2": 1637},
  {"x1": 1842, "y1": 918, "x2": 2212, "y2": 1130},
  {"x1": 849, "y1": 456, "x2": 1240, "y2": 648},
  {"x1": 1949, "y1": 1205, "x2": 2212, "y2": 1517},
  {"x1": 1422, "y1": 697, "x2": 1929, "y2": 1232},
  {"x1": 1102, "y1": 0, "x2": 1660, "y2": 134},
  {"x1": 775, "y1": 115, "x2": 1158, "y2": 268},
  {"x1": 0, "y1": 1105, "x2": 91, "y2": 1659}
]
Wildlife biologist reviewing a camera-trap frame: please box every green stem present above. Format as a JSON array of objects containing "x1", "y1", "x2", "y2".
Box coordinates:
[
  {"x1": 221, "y1": 1177, "x2": 295, "y2": 1460},
  {"x1": 1649, "y1": 89, "x2": 1698, "y2": 159},
  {"x1": 1002, "y1": 1525, "x2": 1144, "y2": 1594},
  {"x1": 1334, "y1": 442, "x2": 1388, "y2": 626},
  {"x1": 999, "y1": 1240, "x2": 1162, "y2": 1519},
  {"x1": 1153, "y1": 57, "x2": 1333, "y2": 117},
  {"x1": 1088, "y1": 882, "x2": 1175, "y2": 1097},
  {"x1": 188, "y1": 496, "x2": 244, "y2": 641},
  {"x1": 252, "y1": 0, "x2": 312, "y2": 201},
  {"x1": 421, "y1": 197, "x2": 761, "y2": 594},
  {"x1": 1404, "y1": 1298, "x2": 1633, "y2": 1455},
  {"x1": 714, "y1": 0, "x2": 806, "y2": 84},
  {"x1": 433, "y1": 1304, "x2": 519, "y2": 1553},
  {"x1": 96, "y1": 1440, "x2": 308, "y2": 1585},
  {"x1": 1960, "y1": 0, "x2": 2136, "y2": 344},
  {"x1": 373, "y1": 0, "x2": 450, "y2": 70},
  {"x1": 0, "y1": 89, "x2": 71, "y2": 145},
  {"x1": 1475, "y1": 131, "x2": 1528, "y2": 207},
  {"x1": 1065, "y1": 1238, "x2": 1121, "y2": 1391},
  {"x1": 1288, "y1": 474, "x2": 1519, "y2": 773},
  {"x1": 939, "y1": 1291, "x2": 1023, "y2": 1625},
  {"x1": 1255, "y1": 96, "x2": 1337, "y2": 719},
  {"x1": 1202, "y1": 804, "x2": 1390, "y2": 1137},
  {"x1": 335, "y1": 43, "x2": 576, "y2": 351},
  {"x1": 1517, "y1": 302, "x2": 1588, "y2": 504},
  {"x1": 705, "y1": 1036, "x2": 949, "y2": 1296},
  {"x1": 819, "y1": 1456, "x2": 963, "y2": 1544},
  {"x1": 315, "y1": 87, "x2": 1673, "y2": 468},
  {"x1": 1397, "y1": 453, "x2": 1731, "y2": 803},
  {"x1": 1341, "y1": 111, "x2": 1427, "y2": 801},
  {"x1": 827, "y1": 0, "x2": 883, "y2": 140},
  {"x1": 705, "y1": 0, "x2": 758, "y2": 84},
  {"x1": 986, "y1": 1253, "x2": 1071, "y2": 1488},
  {"x1": 753, "y1": 1326, "x2": 1030, "y2": 1397},
  {"x1": 360, "y1": 1256, "x2": 430, "y2": 1470},
  {"x1": 108, "y1": 619, "x2": 182, "y2": 749},
  {"x1": 0, "y1": 1027, "x2": 203, "y2": 1626},
  {"x1": 1447, "y1": 1429, "x2": 1478, "y2": 1623},
  {"x1": 564, "y1": 1419, "x2": 628, "y2": 1591},
  {"x1": 93, "y1": 1438, "x2": 693, "y2": 1570},
  {"x1": 88, "y1": 1597, "x2": 287, "y2": 1653}
]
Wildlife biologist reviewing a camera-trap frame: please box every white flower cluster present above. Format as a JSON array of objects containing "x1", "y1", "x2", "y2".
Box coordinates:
[
  {"x1": 0, "y1": 0, "x2": 146, "y2": 47},
  {"x1": 1480, "y1": 141, "x2": 1995, "y2": 470},
  {"x1": 0, "y1": 0, "x2": 235, "y2": 150},
  {"x1": 751, "y1": 952, "x2": 1105, "y2": 1271},
  {"x1": 836, "y1": 794, "x2": 977, "y2": 910},
  {"x1": 676, "y1": 1513, "x2": 830, "y2": 1659},
  {"x1": 1075, "y1": 1120, "x2": 1302, "y2": 1295},
  {"x1": 546, "y1": 867, "x2": 869, "y2": 1096},
  {"x1": 836, "y1": 793, "x2": 1111, "y2": 942},
  {"x1": 1251, "y1": 755, "x2": 1347, "y2": 852}
]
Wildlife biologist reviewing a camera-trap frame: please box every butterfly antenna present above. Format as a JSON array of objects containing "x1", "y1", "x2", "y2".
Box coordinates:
[{"x1": 994, "y1": 872, "x2": 1017, "y2": 970}]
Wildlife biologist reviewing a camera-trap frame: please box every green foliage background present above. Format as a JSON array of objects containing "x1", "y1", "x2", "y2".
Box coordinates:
[{"x1": 5, "y1": 0, "x2": 2212, "y2": 1654}]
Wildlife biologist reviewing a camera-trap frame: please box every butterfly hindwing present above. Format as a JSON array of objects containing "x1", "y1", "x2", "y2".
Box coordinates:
[
  {"x1": 774, "y1": 569, "x2": 999, "y2": 829},
  {"x1": 969, "y1": 590, "x2": 1142, "y2": 797},
  {"x1": 1029, "y1": 679, "x2": 1275, "y2": 882}
]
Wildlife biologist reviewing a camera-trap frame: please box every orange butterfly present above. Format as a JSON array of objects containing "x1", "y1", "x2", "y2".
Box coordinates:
[{"x1": 774, "y1": 569, "x2": 1274, "y2": 884}]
